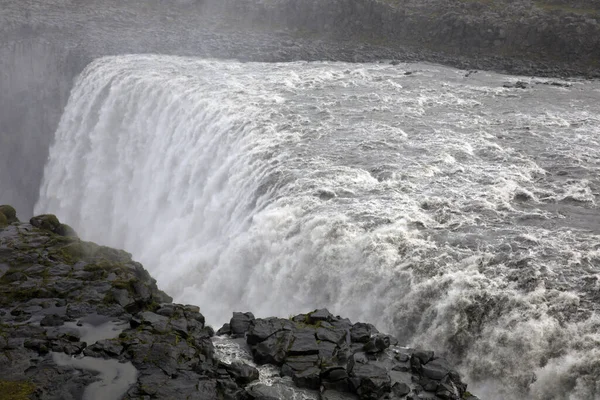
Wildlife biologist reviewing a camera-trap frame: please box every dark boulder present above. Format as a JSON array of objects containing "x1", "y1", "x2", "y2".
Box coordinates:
[
  {"x1": 223, "y1": 361, "x2": 259, "y2": 385},
  {"x1": 292, "y1": 366, "x2": 321, "y2": 390},
  {"x1": 422, "y1": 357, "x2": 452, "y2": 380},
  {"x1": 363, "y1": 334, "x2": 390, "y2": 354},
  {"x1": 307, "y1": 308, "x2": 333, "y2": 324},
  {"x1": 217, "y1": 322, "x2": 231, "y2": 336},
  {"x1": 246, "y1": 317, "x2": 294, "y2": 345},
  {"x1": 350, "y1": 322, "x2": 378, "y2": 343},
  {"x1": 252, "y1": 330, "x2": 293, "y2": 365},
  {"x1": 230, "y1": 312, "x2": 255, "y2": 337}
]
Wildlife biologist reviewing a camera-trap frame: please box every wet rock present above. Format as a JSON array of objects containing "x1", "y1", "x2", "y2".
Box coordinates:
[
  {"x1": 230, "y1": 311, "x2": 255, "y2": 337},
  {"x1": 252, "y1": 330, "x2": 294, "y2": 365},
  {"x1": 422, "y1": 357, "x2": 452, "y2": 380},
  {"x1": 350, "y1": 362, "x2": 391, "y2": 399},
  {"x1": 247, "y1": 317, "x2": 294, "y2": 345},
  {"x1": 288, "y1": 329, "x2": 319, "y2": 356},
  {"x1": 292, "y1": 366, "x2": 321, "y2": 390},
  {"x1": 392, "y1": 381, "x2": 411, "y2": 396},
  {"x1": 223, "y1": 360, "x2": 259, "y2": 385},
  {"x1": 350, "y1": 322, "x2": 378, "y2": 343},
  {"x1": 40, "y1": 313, "x2": 65, "y2": 327},
  {"x1": 307, "y1": 308, "x2": 333, "y2": 323},
  {"x1": 413, "y1": 349, "x2": 435, "y2": 364},
  {"x1": 363, "y1": 334, "x2": 390, "y2": 354},
  {"x1": 217, "y1": 322, "x2": 231, "y2": 335}
]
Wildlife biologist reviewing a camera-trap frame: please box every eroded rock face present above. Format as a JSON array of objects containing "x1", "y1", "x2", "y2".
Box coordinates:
[{"x1": 0, "y1": 211, "x2": 250, "y2": 399}]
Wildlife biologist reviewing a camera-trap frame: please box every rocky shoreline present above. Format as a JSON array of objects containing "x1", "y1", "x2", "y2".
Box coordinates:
[{"x1": 0, "y1": 206, "x2": 477, "y2": 400}]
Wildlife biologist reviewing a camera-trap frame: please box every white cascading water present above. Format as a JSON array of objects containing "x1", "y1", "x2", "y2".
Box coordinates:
[{"x1": 36, "y1": 55, "x2": 600, "y2": 399}]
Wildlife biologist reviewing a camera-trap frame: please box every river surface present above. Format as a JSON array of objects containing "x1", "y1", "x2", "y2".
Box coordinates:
[{"x1": 35, "y1": 55, "x2": 600, "y2": 399}]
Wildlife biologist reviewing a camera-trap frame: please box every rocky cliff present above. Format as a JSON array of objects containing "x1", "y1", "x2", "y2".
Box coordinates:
[{"x1": 0, "y1": 206, "x2": 477, "y2": 400}]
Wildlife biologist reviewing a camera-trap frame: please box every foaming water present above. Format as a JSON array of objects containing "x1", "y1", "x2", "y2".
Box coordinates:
[{"x1": 36, "y1": 55, "x2": 600, "y2": 399}]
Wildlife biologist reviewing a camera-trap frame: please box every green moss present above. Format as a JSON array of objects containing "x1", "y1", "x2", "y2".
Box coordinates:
[
  {"x1": 0, "y1": 212, "x2": 8, "y2": 229},
  {"x1": 0, "y1": 205, "x2": 18, "y2": 223},
  {"x1": 0, "y1": 380, "x2": 35, "y2": 399}
]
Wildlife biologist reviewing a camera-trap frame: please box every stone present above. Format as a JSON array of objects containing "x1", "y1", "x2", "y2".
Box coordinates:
[
  {"x1": 350, "y1": 362, "x2": 391, "y2": 399},
  {"x1": 392, "y1": 382, "x2": 411, "y2": 397},
  {"x1": 216, "y1": 323, "x2": 231, "y2": 336},
  {"x1": 317, "y1": 326, "x2": 348, "y2": 345},
  {"x1": 40, "y1": 314, "x2": 65, "y2": 327},
  {"x1": 288, "y1": 329, "x2": 319, "y2": 356},
  {"x1": 292, "y1": 366, "x2": 321, "y2": 390},
  {"x1": 282, "y1": 354, "x2": 320, "y2": 375},
  {"x1": 224, "y1": 361, "x2": 259, "y2": 385},
  {"x1": 247, "y1": 317, "x2": 294, "y2": 345},
  {"x1": 252, "y1": 330, "x2": 293, "y2": 365},
  {"x1": 350, "y1": 323, "x2": 378, "y2": 343},
  {"x1": 230, "y1": 312, "x2": 255, "y2": 337},
  {"x1": 422, "y1": 358, "x2": 451, "y2": 380},
  {"x1": 413, "y1": 349, "x2": 434, "y2": 365},
  {"x1": 363, "y1": 334, "x2": 390, "y2": 354},
  {"x1": 307, "y1": 308, "x2": 333, "y2": 324},
  {"x1": 30, "y1": 214, "x2": 61, "y2": 232}
]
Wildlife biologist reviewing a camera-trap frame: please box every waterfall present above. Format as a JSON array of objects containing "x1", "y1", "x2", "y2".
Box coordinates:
[{"x1": 36, "y1": 55, "x2": 600, "y2": 400}]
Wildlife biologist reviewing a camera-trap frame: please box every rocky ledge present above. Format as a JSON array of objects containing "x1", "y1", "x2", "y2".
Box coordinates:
[{"x1": 0, "y1": 206, "x2": 477, "y2": 400}]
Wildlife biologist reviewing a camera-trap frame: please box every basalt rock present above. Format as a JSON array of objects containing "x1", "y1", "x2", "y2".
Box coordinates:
[
  {"x1": 216, "y1": 307, "x2": 472, "y2": 399},
  {"x1": 0, "y1": 210, "x2": 246, "y2": 399}
]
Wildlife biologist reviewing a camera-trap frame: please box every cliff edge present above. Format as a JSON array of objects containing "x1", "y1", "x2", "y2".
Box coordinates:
[{"x1": 0, "y1": 206, "x2": 476, "y2": 400}]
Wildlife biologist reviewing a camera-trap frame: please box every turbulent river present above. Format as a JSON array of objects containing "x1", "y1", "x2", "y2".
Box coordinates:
[{"x1": 35, "y1": 55, "x2": 600, "y2": 399}]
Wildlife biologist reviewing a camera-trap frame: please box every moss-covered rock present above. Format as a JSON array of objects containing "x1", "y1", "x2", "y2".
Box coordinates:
[
  {"x1": 30, "y1": 214, "x2": 61, "y2": 232},
  {"x1": 0, "y1": 205, "x2": 18, "y2": 224},
  {"x1": 0, "y1": 380, "x2": 35, "y2": 400},
  {"x1": 0, "y1": 211, "x2": 8, "y2": 229},
  {"x1": 55, "y1": 223, "x2": 78, "y2": 237}
]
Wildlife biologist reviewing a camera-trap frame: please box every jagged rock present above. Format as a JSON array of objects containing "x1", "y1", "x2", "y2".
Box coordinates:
[
  {"x1": 288, "y1": 329, "x2": 319, "y2": 356},
  {"x1": 350, "y1": 322, "x2": 378, "y2": 343},
  {"x1": 217, "y1": 322, "x2": 231, "y2": 335},
  {"x1": 413, "y1": 349, "x2": 434, "y2": 364},
  {"x1": 307, "y1": 308, "x2": 333, "y2": 323},
  {"x1": 230, "y1": 311, "x2": 255, "y2": 337},
  {"x1": 422, "y1": 357, "x2": 452, "y2": 380},
  {"x1": 252, "y1": 330, "x2": 294, "y2": 365},
  {"x1": 292, "y1": 366, "x2": 321, "y2": 390},
  {"x1": 223, "y1": 360, "x2": 259, "y2": 385},
  {"x1": 247, "y1": 317, "x2": 294, "y2": 345},
  {"x1": 349, "y1": 362, "x2": 391, "y2": 400},
  {"x1": 363, "y1": 334, "x2": 390, "y2": 354},
  {"x1": 0, "y1": 208, "x2": 474, "y2": 400},
  {"x1": 316, "y1": 325, "x2": 348, "y2": 345}
]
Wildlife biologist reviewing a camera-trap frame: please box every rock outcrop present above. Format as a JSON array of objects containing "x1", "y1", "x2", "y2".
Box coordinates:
[
  {"x1": 0, "y1": 206, "x2": 477, "y2": 399},
  {"x1": 217, "y1": 310, "x2": 477, "y2": 400}
]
